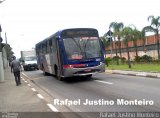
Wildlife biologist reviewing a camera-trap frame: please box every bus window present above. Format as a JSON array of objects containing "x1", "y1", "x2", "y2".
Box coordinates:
[
  {"x1": 46, "y1": 40, "x2": 50, "y2": 54},
  {"x1": 49, "y1": 38, "x2": 52, "y2": 53},
  {"x1": 63, "y1": 37, "x2": 101, "y2": 60},
  {"x1": 52, "y1": 37, "x2": 57, "y2": 53}
]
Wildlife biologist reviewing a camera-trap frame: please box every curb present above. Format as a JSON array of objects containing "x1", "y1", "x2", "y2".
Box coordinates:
[{"x1": 105, "y1": 70, "x2": 160, "y2": 79}]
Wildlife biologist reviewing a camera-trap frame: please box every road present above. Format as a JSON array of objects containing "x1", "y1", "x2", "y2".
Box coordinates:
[{"x1": 22, "y1": 70, "x2": 160, "y2": 117}]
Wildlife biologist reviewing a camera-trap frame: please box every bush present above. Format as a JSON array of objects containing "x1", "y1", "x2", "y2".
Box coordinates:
[
  {"x1": 134, "y1": 56, "x2": 141, "y2": 62},
  {"x1": 134, "y1": 55, "x2": 153, "y2": 63},
  {"x1": 105, "y1": 57, "x2": 111, "y2": 66},
  {"x1": 112, "y1": 56, "x2": 120, "y2": 65},
  {"x1": 141, "y1": 55, "x2": 152, "y2": 62},
  {"x1": 120, "y1": 57, "x2": 127, "y2": 63},
  {"x1": 112, "y1": 56, "x2": 120, "y2": 61}
]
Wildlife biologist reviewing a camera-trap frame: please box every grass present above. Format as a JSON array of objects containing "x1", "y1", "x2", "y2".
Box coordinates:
[{"x1": 106, "y1": 63, "x2": 160, "y2": 72}]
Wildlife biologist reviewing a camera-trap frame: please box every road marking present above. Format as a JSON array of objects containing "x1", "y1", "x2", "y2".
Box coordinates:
[
  {"x1": 21, "y1": 77, "x2": 25, "y2": 81},
  {"x1": 94, "y1": 80, "x2": 113, "y2": 85},
  {"x1": 37, "y1": 94, "x2": 44, "y2": 99},
  {"x1": 24, "y1": 81, "x2": 28, "y2": 83},
  {"x1": 47, "y1": 104, "x2": 59, "y2": 112},
  {"x1": 27, "y1": 84, "x2": 31, "y2": 87},
  {"x1": 22, "y1": 73, "x2": 30, "y2": 78},
  {"x1": 31, "y1": 88, "x2": 37, "y2": 92}
]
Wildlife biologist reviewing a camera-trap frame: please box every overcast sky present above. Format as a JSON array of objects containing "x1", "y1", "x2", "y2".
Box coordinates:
[{"x1": 0, "y1": 0, "x2": 159, "y2": 58}]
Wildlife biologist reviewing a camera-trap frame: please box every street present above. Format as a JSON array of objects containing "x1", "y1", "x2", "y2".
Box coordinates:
[{"x1": 21, "y1": 70, "x2": 160, "y2": 114}]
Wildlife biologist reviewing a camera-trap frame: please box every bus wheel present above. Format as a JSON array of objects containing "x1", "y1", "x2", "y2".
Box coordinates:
[
  {"x1": 55, "y1": 67, "x2": 63, "y2": 81},
  {"x1": 42, "y1": 64, "x2": 47, "y2": 75},
  {"x1": 57, "y1": 76, "x2": 63, "y2": 81}
]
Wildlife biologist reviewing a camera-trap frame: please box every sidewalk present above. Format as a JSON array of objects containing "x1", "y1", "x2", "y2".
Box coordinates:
[
  {"x1": 106, "y1": 69, "x2": 160, "y2": 79},
  {"x1": 0, "y1": 68, "x2": 64, "y2": 118}
]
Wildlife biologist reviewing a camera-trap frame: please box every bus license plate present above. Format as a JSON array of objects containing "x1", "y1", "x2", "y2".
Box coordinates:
[{"x1": 84, "y1": 69, "x2": 91, "y2": 72}]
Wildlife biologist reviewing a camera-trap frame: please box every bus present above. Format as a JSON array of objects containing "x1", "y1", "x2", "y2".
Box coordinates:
[{"x1": 35, "y1": 28, "x2": 105, "y2": 80}]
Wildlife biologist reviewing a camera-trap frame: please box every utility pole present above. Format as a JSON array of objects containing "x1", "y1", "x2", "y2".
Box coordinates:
[{"x1": 0, "y1": 24, "x2": 4, "y2": 82}]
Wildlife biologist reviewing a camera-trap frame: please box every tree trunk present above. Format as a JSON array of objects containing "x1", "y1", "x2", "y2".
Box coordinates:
[
  {"x1": 156, "y1": 34, "x2": 160, "y2": 59},
  {"x1": 126, "y1": 41, "x2": 131, "y2": 68},
  {"x1": 135, "y1": 44, "x2": 138, "y2": 57},
  {"x1": 115, "y1": 45, "x2": 119, "y2": 65},
  {"x1": 118, "y1": 38, "x2": 122, "y2": 58}
]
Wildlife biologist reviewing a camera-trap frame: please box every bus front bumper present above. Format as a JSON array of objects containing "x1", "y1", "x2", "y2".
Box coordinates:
[{"x1": 62, "y1": 62, "x2": 105, "y2": 77}]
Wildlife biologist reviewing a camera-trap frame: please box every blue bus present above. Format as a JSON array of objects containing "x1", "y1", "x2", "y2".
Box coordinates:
[{"x1": 35, "y1": 28, "x2": 105, "y2": 80}]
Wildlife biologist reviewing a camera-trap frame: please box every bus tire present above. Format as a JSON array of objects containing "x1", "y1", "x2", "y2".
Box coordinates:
[
  {"x1": 55, "y1": 66, "x2": 63, "y2": 81},
  {"x1": 42, "y1": 64, "x2": 47, "y2": 75},
  {"x1": 57, "y1": 76, "x2": 63, "y2": 81}
]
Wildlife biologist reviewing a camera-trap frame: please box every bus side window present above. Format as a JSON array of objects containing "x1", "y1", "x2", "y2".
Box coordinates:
[
  {"x1": 36, "y1": 45, "x2": 39, "y2": 56},
  {"x1": 46, "y1": 40, "x2": 50, "y2": 54},
  {"x1": 49, "y1": 39, "x2": 52, "y2": 53},
  {"x1": 40, "y1": 44, "x2": 42, "y2": 54},
  {"x1": 52, "y1": 37, "x2": 57, "y2": 53},
  {"x1": 45, "y1": 41, "x2": 48, "y2": 54},
  {"x1": 42, "y1": 41, "x2": 47, "y2": 54}
]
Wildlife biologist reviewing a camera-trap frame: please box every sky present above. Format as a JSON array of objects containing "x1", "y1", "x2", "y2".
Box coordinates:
[{"x1": 0, "y1": 0, "x2": 159, "y2": 58}]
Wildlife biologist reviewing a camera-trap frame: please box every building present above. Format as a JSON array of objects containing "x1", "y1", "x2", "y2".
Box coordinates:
[{"x1": 105, "y1": 34, "x2": 160, "y2": 60}]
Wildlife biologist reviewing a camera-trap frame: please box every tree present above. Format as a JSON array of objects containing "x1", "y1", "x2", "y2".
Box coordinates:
[
  {"x1": 2, "y1": 44, "x2": 14, "y2": 59},
  {"x1": 109, "y1": 22, "x2": 124, "y2": 58},
  {"x1": 140, "y1": 30, "x2": 146, "y2": 52},
  {"x1": 143, "y1": 15, "x2": 160, "y2": 59},
  {"x1": 103, "y1": 31, "x2": 114, "y2": 59},
  {"x1": 100, "y1": 36, "x2": 110, "y2": 58},
  {"x1": 121, "y1": 26, "x2": 133, "y2": 68},
  {"x1": 131, "y1": 27, "x2": 142, "y2": 57}
]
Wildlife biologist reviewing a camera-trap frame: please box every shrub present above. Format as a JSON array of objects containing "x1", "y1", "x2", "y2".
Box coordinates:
[
  {"x1": 112, "y1": 56, "x2": 120, "y2": 61},
  {"x1": 141, "y1": 55, "x2": 152, "y2": 62},
  {"x1": 134, "y1": 56, "x2": 141, "y2": 62},
  {"x1": 105, "y1": 57, "x2": 111, "y2": 66},
  {"x1": 120, "y1": 57, "x2": 126, "y2": 63}
]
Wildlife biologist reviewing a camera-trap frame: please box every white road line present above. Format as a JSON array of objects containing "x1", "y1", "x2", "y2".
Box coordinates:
[
  {"x1": 47, "y1": 104, "x2": 59, "y2": 112},
  {"x1": 21, "y1": 77, "x2": 25, "y2": 81},
  {"x1": 22, "y1": 73, "x2": 30, "y2": 78},
  {"x1": 27, "y1": 84, "x2": 31, "y2": 87},
  {"x1": 24, "y1": 81, "x2": 28, "y2": 83},
  {"x1": 94, "y1": 80, "x2": 113, "y2": 85},
  {"x1": 31, "y1": 88, "x2": 37, "y2": 92},
  {"x1": 37, "y1": 94, "x2": 44, "y2": 99}
]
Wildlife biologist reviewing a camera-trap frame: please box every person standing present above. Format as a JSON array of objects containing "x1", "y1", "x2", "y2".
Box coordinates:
[{"x1": 11, "y1": 56, "x2": 22, "y2": 86}]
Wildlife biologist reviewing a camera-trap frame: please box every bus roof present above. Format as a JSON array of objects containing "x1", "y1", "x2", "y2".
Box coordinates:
[{"x1": 35, "y1": 28, "x2": 99, "y2": 46}]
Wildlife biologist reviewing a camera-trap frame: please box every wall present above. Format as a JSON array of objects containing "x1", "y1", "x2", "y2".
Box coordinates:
[{"x1": 2, "y1": 46, "x2": 8, "y2": 69}]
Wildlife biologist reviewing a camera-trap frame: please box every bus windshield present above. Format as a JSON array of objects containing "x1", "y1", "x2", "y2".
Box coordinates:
[{"x1": 63, "y1": 37, "x2": 101, "y2": 60}]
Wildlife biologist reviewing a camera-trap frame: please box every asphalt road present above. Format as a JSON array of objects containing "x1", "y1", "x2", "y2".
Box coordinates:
[{"x1": 22, "y1": 70, "x2": 160, "y2": 114}]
